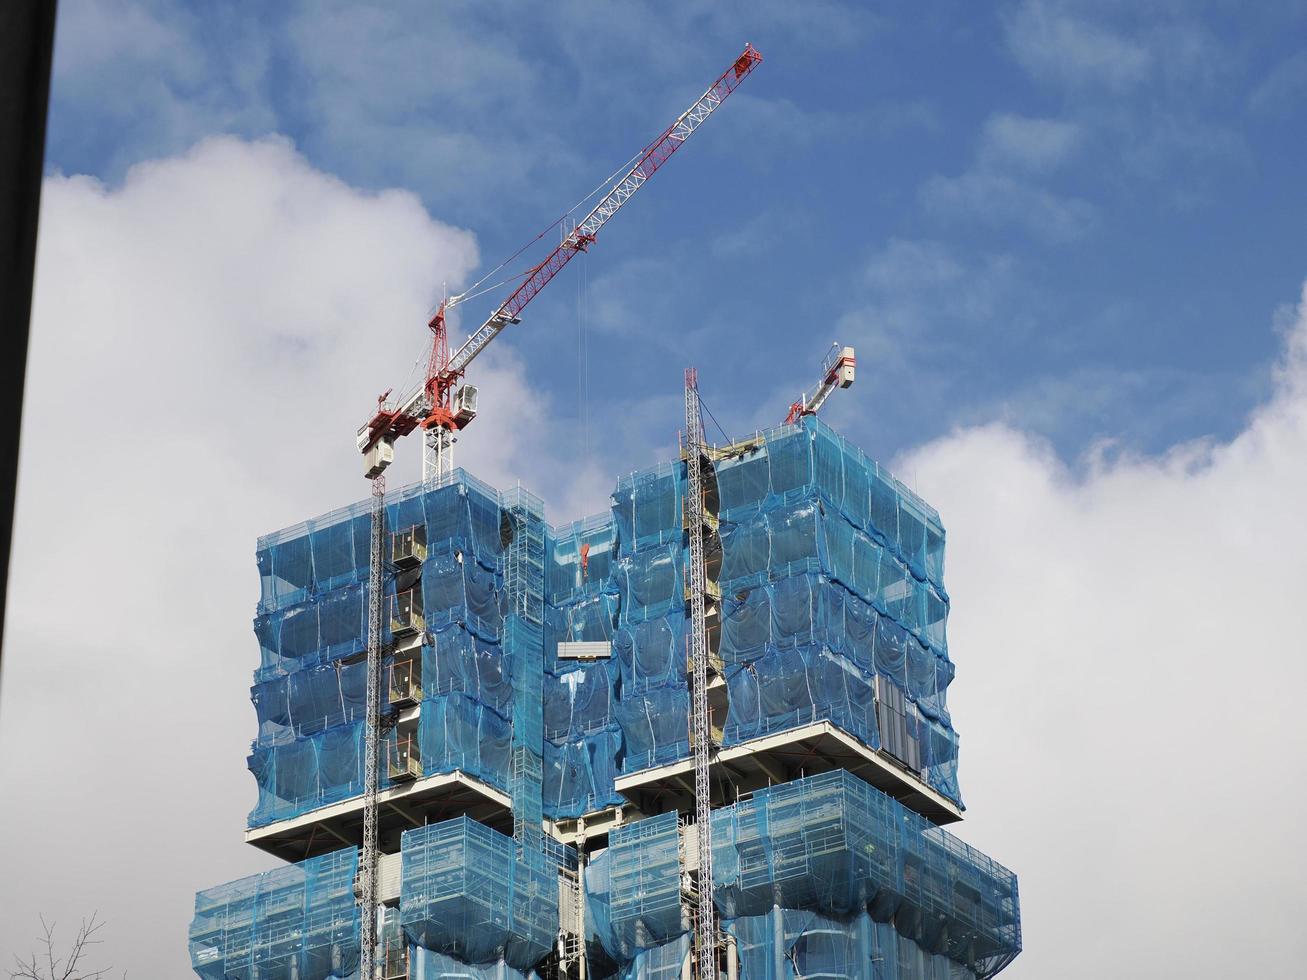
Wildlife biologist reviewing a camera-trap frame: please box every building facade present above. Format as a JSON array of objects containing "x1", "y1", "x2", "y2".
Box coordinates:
[{"x1": 189, "y1": 416, "x2": 1021, "y2": 979}]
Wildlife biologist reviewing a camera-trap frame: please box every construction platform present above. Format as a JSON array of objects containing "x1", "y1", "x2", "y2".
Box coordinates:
[
  {"x1": 615, "y1": 719, "x2": 963, "y2": 827},
  {"x1": 244, "y1": 769, "x2": 511, "y2": 863}
]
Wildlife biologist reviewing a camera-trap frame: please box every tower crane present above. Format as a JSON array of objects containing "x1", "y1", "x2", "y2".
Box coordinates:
[
  {"x1": 357, "y1": 42, "x2": 764, "y2": 485},
  {"x1": 783, "y1": 343, "x2": 856, "y2": 424},
  {"x1": 352, "y1": 43, "x2": 763, "y2": 980}
]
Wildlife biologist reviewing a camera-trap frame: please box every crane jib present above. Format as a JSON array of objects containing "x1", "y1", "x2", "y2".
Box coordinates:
[
  {"x1": 444, "y1": 43, "x2": 762, "y2": 379},
  {"x1": 361, "y1": 44, "x2": 761, "y2": 461}
]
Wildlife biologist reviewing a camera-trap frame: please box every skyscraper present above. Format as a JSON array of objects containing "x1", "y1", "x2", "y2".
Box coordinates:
[{"x1": 189, "y1": 415, "x2": 1021, "y2": 979}]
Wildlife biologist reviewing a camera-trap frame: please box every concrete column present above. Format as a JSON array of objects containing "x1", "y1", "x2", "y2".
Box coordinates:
[
  {"x1": 856, "y1": 911, "x2": 873, "y2": 979},
  {"x1": 725, "y1": 929, "x2": 739, "y2": 980},
  {"x1": 771, "y1": 904, "x2": 785, "y2": 979}
]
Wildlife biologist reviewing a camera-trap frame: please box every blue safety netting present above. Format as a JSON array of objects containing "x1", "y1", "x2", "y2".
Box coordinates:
[
  {"x1": 586, "y1": 811, "x2": 684, "y2": 963},
  {"x1": 611, "y1": 462, "x2": 683, "y2": 556},
  {"x1": 406, "y1": 946, "x2": 539, "y2": 980},
  {"x1": 609, "y1": 938, "x2": 690, "y2": 980},
  {"x1": 541, "y1": 517, "x2": 625, "y2": 818},
  {"x1": 189, "y1": 848, "x2": 360, "y2": 980},
  {"x1": 617, "y1": 912, "x2": 973, "y2": 980},
  {"x1": 247, "y1": 473, "x2": 516, "y2": 829},
  {"x1": 588, "y1": 771, "x2": 1018, "y2": 979},
  {"x1": 725, "y1": 909, "x2": 974, "y2": 980},
  {"x1": 613, "y1": 541, "x2": 684, "y2": 627},
  {"x1": 400, "y1": 816, "x2": 558, "y2": 971},
  {"x1": 713, "y1": 419, "x2": 945, "y2": 591},
  {"x1": 713, "y1": 771, "x2": 1020, "y2": 978},
  {"x1": 247, "y1": 416, "x2": 964, "y2": 828},
  {"x1": 256, "y1": 476, "x2": 504, "y2": 615},
  {"x1": 601, "y1": 416, "x2": 962, "y2": 807},
  {"x1": 548, "y1": 515, "x2": 619, "y2": 608},
  {"x1": 718, "y1": 499, "x2": 949, "y2": 655},
  {"x1": 614, "y1": 683, "x2": 689, "y2": 774}
]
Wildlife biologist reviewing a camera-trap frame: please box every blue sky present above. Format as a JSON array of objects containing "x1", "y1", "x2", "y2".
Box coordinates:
[
  {"x1": 8, "y1": 3, "x2": 1307, "y2": 977},
  {"x1": 45, "y1": 0, "x2": 1307, "y2": 477}
]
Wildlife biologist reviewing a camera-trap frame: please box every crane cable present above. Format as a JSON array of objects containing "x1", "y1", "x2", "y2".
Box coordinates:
[
  {"x1": 577, "y1": 247, "x2": 590, "y2": 461},
  {"x1": 441, "y1": 144, "x2": 646, "y2": 313}
]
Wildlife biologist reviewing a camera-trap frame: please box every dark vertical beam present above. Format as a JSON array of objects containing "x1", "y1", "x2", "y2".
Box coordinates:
[{"x1": 0, "y1": 1, "x2": 57, "y2": 676}]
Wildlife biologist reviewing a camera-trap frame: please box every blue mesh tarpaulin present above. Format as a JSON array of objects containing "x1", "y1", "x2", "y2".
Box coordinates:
[
  {"x1": 712, "y1": 771, "x2": 1020, "y2": 978},
  {"x1": 612, "y1": 463, "x2": 682, "y2": 556},
  {"x1": 718, "y1": 500, "x2": 949, "y2": 661},
  {"x1": 400, "y1": 817, "x2": 557, "y2": 971},
  {"x1": 544, "y1": 661, "x2": 617, "y2": 740},
  {"x1": 587, "y1": 811, "x2": 685, "y2": 963},
  {"x1": 614, "y1": 684, "x2": 689, "y2": 774},
  {"x1": 542, "y1": 516, "x2": 625, "y2": 817},
  {"x1": 549, "y1": 515, "x2": 619, "y2": 606},
  {"x1": 725, "y1": 909, "x2": 973, "y2": 980},
  {"x1": 247, "y1": 474, "x2": 518, "y2": 829},
  {"x1": 607, "y1": 416, "x2": 963, "y2": 807},
  {"x1": 425, "y1": 625, "x2": 514, "y2": 717},
  {"x1": 246, "y1": 720, "x2": 365, "y2": 826},
  {"x1": 247, "y1": 416, "x2": 963, "y2": 829},
  {"x1": 407, "y1": 946, "x2": 539, "y2": 980},
  {"x1": 723, "y1": 644, "x2": 879, "y2": 748},
  {"x1": 189, "y1": 848, "x2": 360, "y2": 980},
  {"x1": 713, "y1": 419, "x2": 945, "y2": 592},
  {"x1": 544, "y1": 729, "x2": 625, "y2": 819},
  {"x1": 587, "y1": 772, "x2": 1018, "y2": 978},
  {"x1": 418, "y1": 692, "x2": 511, "y2": 789},
  {"x1": 613, "y1": 542, "x2": 684, "y2": 626},
  {"x1": 612, "y1": 613, "x2": 685, "y2": 693}
]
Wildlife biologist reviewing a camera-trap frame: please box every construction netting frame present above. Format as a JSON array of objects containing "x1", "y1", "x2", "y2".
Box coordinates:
[
  {"x1": 246, "y1": 472, "x2": 515, "y2": 828},
  {"x1": 189, "y1": 847, "x2": 360, "y2": 980},
  {"x1": 587, "y1": 770, "x2": 1020, "y2": 979},
  {"x1": 399, "y1": 816, "x2": 559, "y2": 971}
]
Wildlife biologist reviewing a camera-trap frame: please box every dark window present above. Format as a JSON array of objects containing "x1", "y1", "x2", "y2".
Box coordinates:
[{"x1": 876, "y1": 675, "x2": 920, "y2": 774}]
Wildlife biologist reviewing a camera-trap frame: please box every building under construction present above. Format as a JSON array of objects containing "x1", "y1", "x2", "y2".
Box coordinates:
[{"x1": 188, "y1": 43, "x2": 1020, "y2": 980}]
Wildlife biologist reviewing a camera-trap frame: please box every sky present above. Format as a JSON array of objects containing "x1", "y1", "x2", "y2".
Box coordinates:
[{"x1": 1, "y1": 1, "x2": 1305, "y2": 977}]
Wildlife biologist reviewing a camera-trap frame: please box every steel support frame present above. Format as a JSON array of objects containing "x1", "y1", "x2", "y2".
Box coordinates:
[{"x1": 683, "y1": 368, "x2": 716, "y2": 978}]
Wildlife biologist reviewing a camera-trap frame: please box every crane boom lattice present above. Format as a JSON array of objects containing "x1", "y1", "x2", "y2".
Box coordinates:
[
  {"x1": 684, "y1": 368, "x2": 716, "y2": 978},
  {"x1": 356, "y1": 44, "x2": 764, "y2": 487},
  {"x1": 360, "y1": 473, "x2": 385, "y2": 980},
  {"x1": 352, "y1": 44, "x2": 766, "y2": 975}
]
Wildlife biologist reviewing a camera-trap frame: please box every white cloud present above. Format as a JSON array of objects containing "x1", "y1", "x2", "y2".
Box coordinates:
[
  {"x1": 1250, "y1": 51, "x2": 1307, "y2": 116},
  {"x1": 978, "y1": 114, "x2": 1082, "y2": 174},
  {"x1": 899, "y1": 281, "x2": 1307, "y2": 976},
  {"x1": 921, "y1": 171, "x2": 1097, "y2": 243},
  {"x1": 918, "y1": 109, "x2": 1092, "y2": 243},
  {"x1": 7, "y1": 128, "x2": 1307, "y2": 980},
  {"x1": 1003, "y1": 0, "x2": 1152, "y2": 91},
  {"x1": 0, "y1": 136, "x2": 565, "y2": 976}
]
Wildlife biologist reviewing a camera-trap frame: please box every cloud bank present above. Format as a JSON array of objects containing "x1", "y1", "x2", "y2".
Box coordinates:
[
  {"x1": 2, "y1": 135, "x2": 1306, "y2": 978},
  {"x1": 0, "y1": 136, "x2": 549, "y2": 976},
  {"x1": 901, "y1": 285, "x2": 1307, "y2": 975}
]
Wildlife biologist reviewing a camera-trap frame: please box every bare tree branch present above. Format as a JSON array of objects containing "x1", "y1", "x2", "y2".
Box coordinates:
[{"x1": 8, "y1": 914, "x2": 117, "y2": 980}]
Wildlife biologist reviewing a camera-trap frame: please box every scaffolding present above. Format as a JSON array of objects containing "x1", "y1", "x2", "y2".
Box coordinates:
[
  {"x1": 191, "y1": 416, "x2": 1019, "y2": 980},
  {"x1": 189, "y1": 848, "x2": 359, "y2": 980},
  {"x1": 683, "y1": 369, "x2": 717, "y2": 978},
  {"x1": 590, "y1": 770, "x2": 1021, "y2": 980}
]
